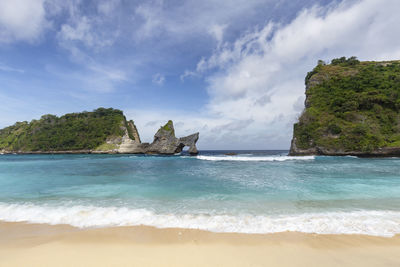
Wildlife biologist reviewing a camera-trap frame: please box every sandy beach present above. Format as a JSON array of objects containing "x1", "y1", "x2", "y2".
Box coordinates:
[{"x1": 0, "y1": 222, "x2": 399, "y2": 267}]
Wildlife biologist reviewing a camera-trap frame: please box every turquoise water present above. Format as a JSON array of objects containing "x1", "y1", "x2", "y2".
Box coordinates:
[{"x1": 0, "y1": 151, "x2": 400, "y2": 236}]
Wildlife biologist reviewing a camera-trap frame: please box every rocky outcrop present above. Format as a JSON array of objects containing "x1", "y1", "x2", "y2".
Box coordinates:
[
  {"x1": 178, "y1": 133, "x2": 199, "y2": 155},
  {"x1": 137, "y1": 120, "x2": 199, "y2": 155},
  {"x1": 289, "y1": 137, "x2": 318, "y2": 156},
  {"x1": 289, "y1": 57, "x2": 400, "y2": 157},
  {"x1": 145, "y1": 120, "x2": 179, "y2": 154},
  {"x1": 110, "y1": 120, "x2": 199, "y2": 155}
]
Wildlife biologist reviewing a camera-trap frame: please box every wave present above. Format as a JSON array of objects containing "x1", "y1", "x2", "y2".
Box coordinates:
[
  {"x1": 0, "y1": 203, "x2": 399, "y2": 237},
  {"x1": 196, "y1": 155, "x2": 315, "y2": 162}
]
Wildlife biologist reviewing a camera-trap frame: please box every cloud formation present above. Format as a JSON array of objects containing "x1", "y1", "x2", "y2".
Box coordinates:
[
  {"x1": 0, "y1": 63, "x2": 24, "y2": 73},
  {"x1": 0, "y1": 0, "x2": 49, "y2": 43},
  {"x1": 133, "y1": 0, "x2": 274, "y2": 42},
  {"x1": 52, "y1": 0, "x2": 128, "y2": 93},
  {"x1": 152, "y1": 73, "x2": 165, "y2": 85},
  {"x1": 172, "y1": 0, "x2": 400, "y2": 149}
]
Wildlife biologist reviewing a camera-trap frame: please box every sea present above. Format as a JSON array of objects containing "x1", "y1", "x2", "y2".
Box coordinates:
[{"x1": 0, "y1": 150, "x2": 400, "y2": 237}]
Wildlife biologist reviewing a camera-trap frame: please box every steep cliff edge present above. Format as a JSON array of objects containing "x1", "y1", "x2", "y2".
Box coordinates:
[
  {"x1": 289, "y1": 57, "x2": 400, "y2": 156},
  {"x1": 0, "y1": 108, "x2": 199, "y2": 155}
]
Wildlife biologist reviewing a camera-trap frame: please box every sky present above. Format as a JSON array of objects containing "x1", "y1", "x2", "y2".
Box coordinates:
[{"x1": 1, "y1": 0, "x2": 400, "y2": 149}]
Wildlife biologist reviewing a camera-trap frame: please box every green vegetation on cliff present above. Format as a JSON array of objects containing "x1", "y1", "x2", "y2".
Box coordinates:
[
  {"x1": 293, "y1": 57, "x2": 400, "y2": 153},
  {"x1": 160, "y1": 120, "x2": 175, "y2": 135},
  {"x1": 125, "y1": 120, "x2": 136, "y2": 141},
  {"x1": 0, "y1": 108, "x2": 126, "y2": 152}
]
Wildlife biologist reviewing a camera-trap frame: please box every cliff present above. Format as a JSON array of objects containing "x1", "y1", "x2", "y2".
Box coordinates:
[
  {"x1": 0, "y1": 108, "x2": 199, "y2": 155},
  {"x1": 289, "y1": 57, "x2": 400, "y2": 157}
]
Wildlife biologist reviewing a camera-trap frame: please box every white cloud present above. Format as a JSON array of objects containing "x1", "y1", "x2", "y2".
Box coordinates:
[
  {"x1": 134, "y1": 0, "x2": 270, "y2": 41},
  {"x1": 97, "y1": 0, "x2": 120, "y2": 15},
  {"x1": 208, "y1": 24, "x2": 228, "y2": 47},
  {"x1": 152, "y1": 73, "x2": 165, "y2": 85},
  {"x1": 81, "y1": 64, "x2": 128, "y2": 93},
  {"x1": 57, "y1": 15, "x2": 117, "y2": 50},
  {"x1": 45, "y1": 62, "x2": 128, "y2": 93},
  {"x1": 0, "y1": 63, "x2": 24, "y2": 73},
  {"x1": 0, "y1": 0, "x2": 49, "y2": 43},
  {"x1": 175, "y1": 0, "x2": 400, "y2": 149},
  {"x1": 134, "y1": 0, "x2": 164, "y2": 39},
  {"x1": 59, "y1": 16, "x2": 95, "y2": 47},
  {"x1": 53, "y1": 1, "x2": 127, "y2": 93}
]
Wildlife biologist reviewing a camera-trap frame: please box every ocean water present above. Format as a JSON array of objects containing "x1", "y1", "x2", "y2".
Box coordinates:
[{"x1": 0, "y1": 151, "x2": 400, "y2": 236}]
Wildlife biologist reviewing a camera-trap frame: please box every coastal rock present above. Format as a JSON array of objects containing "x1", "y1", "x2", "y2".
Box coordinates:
[
  {"x1": 116, "y1": 135, "x2": 144, "y2": 154},
  {"x1": 289, "y1": 57, "x2": 400, "y2": 157},
  {"x1": 0, "y1": 108, "x2": 200, "y2": 156},
  {"x1": 289, "y1": 137, "x2": 318, "y2": 156},
  {"x1": 179, "y1": 133, "x2": 199, "y2": 155},
  {"x1": 114, "y1": 120, "x2": 199, "y2": 155},
  {"x1": 145, "y1": 121, "x2": 199, "y2": 155},
  {"x1": 146, "y1": 120, "x2": 180, "y2": 154}
]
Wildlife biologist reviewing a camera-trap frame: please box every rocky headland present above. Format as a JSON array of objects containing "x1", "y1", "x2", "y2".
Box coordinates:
[
  {"x1": 0, "y1": 108, "x2": 199, "y2": 155},
  {"x1": 289, "y1": 57, "x2": 400, "y2": 157}
]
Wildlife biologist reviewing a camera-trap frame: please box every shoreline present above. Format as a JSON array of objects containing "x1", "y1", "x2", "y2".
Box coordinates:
[
  {"x1": 0, "y1": 150, "x2": 179, "y2": 155},
  {"x1": 2, "y1": 151, "x2": 400, "y2": 158},
  {"x1": 1, "y1": 222, "x2": 399, "y2": 266}
]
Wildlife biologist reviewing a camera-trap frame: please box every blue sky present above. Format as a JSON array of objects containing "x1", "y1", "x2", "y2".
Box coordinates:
[{"x1": 1, "y1": 0, "x2": 400, "y2": 149}]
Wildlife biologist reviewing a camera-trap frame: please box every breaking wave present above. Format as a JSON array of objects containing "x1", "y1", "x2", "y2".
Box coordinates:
[
  {"x1": 196, "y1": 155, "x2": 315, "y2": 162},
  {"x1": 0, "y1": 203, "x2": 399, "y2": 237}
]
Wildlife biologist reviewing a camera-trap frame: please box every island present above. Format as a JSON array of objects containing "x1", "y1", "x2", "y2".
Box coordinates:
[
  {"x1": 290, "y1": 57, "x2": 400, "y2": 156},
  {"x1": 0, "y1": 108, "x2": 199, "y2": 155}
]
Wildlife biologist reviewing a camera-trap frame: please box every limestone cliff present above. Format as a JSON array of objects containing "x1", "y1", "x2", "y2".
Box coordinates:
[{"x1": 289, "y1": 57, "x2": 400, "y2": 157}]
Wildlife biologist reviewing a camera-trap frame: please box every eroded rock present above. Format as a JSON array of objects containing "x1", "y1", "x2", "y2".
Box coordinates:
[{"x1": 116, "y1": 120, "x2": 199, "y2": 155}]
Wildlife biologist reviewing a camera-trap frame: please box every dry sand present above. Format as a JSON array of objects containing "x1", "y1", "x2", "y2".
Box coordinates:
[{"x1": 0, "y1": 221, "x2": 399, "y2": 267}]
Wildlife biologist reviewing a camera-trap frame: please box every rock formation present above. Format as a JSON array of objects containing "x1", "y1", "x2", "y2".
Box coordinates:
[
  {"x1": 115, "y1": 120, "x2": 199, "y2": 155},
  {"x1": 289, "y1": 57, "x2": 400, "y2": 157},
  {"x1": 0, "y1": 108, "x2": 199, "y2": 155}
]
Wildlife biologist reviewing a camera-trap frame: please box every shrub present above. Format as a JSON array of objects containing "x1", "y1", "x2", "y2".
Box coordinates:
[{"x1": 327, "y1": 124, "x2": 342, "y2": 135}]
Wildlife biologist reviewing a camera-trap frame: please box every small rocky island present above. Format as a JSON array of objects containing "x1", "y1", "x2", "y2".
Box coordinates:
[
  {"x1": 290, "y1": 57, "x2": 400, "y2": 157},
  {"x1": 0, "y1": 108, "x2": 199, "y2": 155}
]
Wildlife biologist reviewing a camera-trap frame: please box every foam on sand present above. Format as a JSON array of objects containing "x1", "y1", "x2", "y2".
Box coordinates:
[{"x1": 0, "y1": 202, "x2": 399, "y2": 237}]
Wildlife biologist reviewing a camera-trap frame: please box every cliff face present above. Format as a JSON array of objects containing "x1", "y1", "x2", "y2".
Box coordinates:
[
  {"x1": 289, "y1": 57, "x2": 400, "y2": 157},
  {"x1": 0, "y1": 108, "x2": 199, "y2": 155}
]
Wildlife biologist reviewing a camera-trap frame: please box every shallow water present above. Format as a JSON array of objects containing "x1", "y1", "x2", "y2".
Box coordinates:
[{"x1": 0, "y1": 151, "x2": 399, "y2": 236}]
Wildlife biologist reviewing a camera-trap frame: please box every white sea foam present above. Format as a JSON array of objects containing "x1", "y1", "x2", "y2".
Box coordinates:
[
  {"x1": 196, "y1": 155, "x2": 315, "y2": 162},
  {"x1": 0, "y1": 203, "x2": 399, "y2": 237}
]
